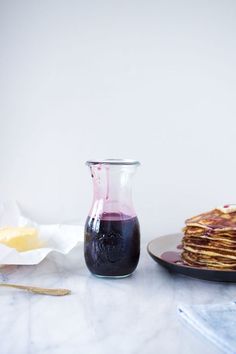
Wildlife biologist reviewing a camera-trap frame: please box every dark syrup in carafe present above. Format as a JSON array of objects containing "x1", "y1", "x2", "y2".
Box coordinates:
[{"x1": 84, "y1": 213, "x2": 140, "y2": 277}]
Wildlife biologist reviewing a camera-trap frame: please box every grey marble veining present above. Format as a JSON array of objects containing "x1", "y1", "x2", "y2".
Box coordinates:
[{"x1": 0, "y1": 240, "x2": 234, "y2": 354}]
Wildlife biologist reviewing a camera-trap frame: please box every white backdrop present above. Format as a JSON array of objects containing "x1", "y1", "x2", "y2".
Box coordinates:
[{"x1": 1, "y1": 0, "x2": 236, "y2": 239}]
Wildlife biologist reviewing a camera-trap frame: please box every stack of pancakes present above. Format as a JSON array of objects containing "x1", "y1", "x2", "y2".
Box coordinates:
[{"x1": 181, "y1": 205, "x2": 236, "y2": 270}]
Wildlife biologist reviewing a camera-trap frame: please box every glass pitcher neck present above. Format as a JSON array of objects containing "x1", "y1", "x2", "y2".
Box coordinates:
[{"x1": 87, "y1": 160, "x2": 139, "y2": 218}]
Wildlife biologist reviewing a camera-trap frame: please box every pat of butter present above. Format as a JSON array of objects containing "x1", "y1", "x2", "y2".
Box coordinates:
[
  {"x1": 216, "y1": 205, "x2": 236, "y2": 214},
  {"x1": 0, "y1": 227, "x2": 42, "y2": 252}
]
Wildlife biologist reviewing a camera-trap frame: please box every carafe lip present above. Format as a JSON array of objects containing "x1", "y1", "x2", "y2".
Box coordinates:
[{"x1": 86, "y1": 159, "x2": 140, "y2": 166}]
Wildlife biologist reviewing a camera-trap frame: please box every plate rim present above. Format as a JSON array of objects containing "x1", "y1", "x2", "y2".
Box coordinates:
[{"x1": 147, "y1": 233, "x2": 236, "y2": 276}]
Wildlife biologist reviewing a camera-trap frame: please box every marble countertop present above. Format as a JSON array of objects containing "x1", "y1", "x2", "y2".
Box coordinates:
[{"x1": 0, "y1": 239, "x2": 234, "y2": 354}]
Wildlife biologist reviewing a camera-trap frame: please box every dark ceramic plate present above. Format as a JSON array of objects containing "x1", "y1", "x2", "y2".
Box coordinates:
[{"x1": 147, "y1": 233, "x2": 236, "y2": 282}]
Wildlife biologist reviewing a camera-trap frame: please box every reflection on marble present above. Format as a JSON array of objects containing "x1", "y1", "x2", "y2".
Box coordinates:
[{"x1": 0, "y1": 240, "x2": 234, "y2": 354}]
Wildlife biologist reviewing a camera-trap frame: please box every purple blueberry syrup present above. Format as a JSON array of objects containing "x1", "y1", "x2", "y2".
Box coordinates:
[{"x1": 84, "y1": 213, "x2": 140, "y2": 277}]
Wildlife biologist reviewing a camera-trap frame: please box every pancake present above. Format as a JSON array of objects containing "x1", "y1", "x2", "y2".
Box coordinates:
[
  {"x1": 185, "y1": 205, "x2": 236, "y2": 231},
  {"x1": 183, "y1": 237, "x2": 236, "y2": 249},
  {"x1": 181, "y1": 205, "x2": 236, "y2": 270},
  {"x1": 182, "y1": 251, "x2": 236, "y2": 270},
  {"x1": 183, "y1": 226, "x2": 236, "y2": 238}
]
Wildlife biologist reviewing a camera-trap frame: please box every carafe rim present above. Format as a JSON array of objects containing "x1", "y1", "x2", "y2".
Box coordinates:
[{"x1": 86, "y1": 159, "x2": 140, "y2": 166}]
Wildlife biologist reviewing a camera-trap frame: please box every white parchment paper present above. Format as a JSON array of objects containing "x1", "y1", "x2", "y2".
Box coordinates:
[{"x1": 0, "y1": 201, "x2": 84, "y2": 265}]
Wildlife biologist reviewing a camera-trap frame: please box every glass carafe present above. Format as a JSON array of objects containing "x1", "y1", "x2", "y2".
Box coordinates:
[{"x1": 84, "y1": 159, "x2": 140, "y2": 278}]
